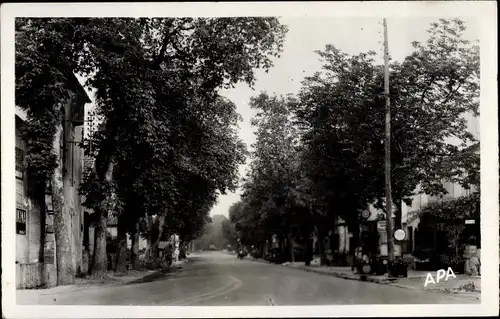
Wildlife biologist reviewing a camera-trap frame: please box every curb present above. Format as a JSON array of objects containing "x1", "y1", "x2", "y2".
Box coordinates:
[
  {"x1": 247, "y1": 256, "x2": 430, "y2": 285},
  {"x1": 246, "y1": 256, "x2": 394, "y2": 284},
  {"x1": 287, "y1": 264, "x2": 481, "y2": 296},
  {"x1": 289, "y1": 265, "x2": 395, "y2": 284}
]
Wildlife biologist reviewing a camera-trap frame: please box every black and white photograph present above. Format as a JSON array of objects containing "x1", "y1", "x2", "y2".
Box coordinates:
[{"x1": 1, "y1": 1, "x2": 498, "y2": 318}]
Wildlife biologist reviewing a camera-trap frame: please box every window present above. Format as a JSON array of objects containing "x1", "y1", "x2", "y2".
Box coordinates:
[
  {"x1": 16, "y1": 209, "x2": 27, "y2": 235},
  {"x1": 15, "y1": 147, "x2": 25, "y2": 172}
]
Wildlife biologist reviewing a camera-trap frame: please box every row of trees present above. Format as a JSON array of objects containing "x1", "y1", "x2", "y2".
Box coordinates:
[
  {"x1": 225, "y1": 19, "x2": 480, "y2": 265},
  {"x1": 15, "y1": 17, "x2": 288, "y2": 283},
  {"x1": 193, "y1": 214, "x2": 235, "y2": 250}
]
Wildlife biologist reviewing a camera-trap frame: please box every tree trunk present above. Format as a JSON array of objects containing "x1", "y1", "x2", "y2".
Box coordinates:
[
  {"x1": 288, "y1": 232, "x2": 295, "y2": 263},
  {"x1": 315, "y1": 225, "x2": 327, "y2": 266},
  {"x1": 145, "y1": 215, "x2": 153, "y2": 261},
  {"x1": 351, "y1": 229, "x2": 360, "y2": 271},
  {"x1": 148, "y1": 215, "x2": 165, "y2": 267},
  {"x1": 130, "y1": 222, "x2": 140, "y2": 270},
  {"x1": 305, "y1": 238, "x2": 312, "y2": 266},
  {"x1": 90, "y1": 209, "x2": 107, "y2": 278},
  {"x1": 89, "y1": 161, "x2": 113, "y2": 278},
  {"x1": 52, "y1": 123, "x2": 75, "y2": 285},
  {"x1": 114, "y1": 214, "x2": 128, "y2": 274},
  {"x1": 153, "y1": 215, "x2": 166, "y2": 256}
]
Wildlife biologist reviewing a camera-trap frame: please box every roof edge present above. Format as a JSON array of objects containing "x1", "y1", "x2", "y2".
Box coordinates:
[{"x1": 61, "y1": 69, "x2": 92, "y2": 104}]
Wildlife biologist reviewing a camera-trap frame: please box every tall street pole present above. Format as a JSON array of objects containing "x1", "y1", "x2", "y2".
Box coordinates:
[{"x1": 383, "y1": 18, "x2": 395, "y2": 276}]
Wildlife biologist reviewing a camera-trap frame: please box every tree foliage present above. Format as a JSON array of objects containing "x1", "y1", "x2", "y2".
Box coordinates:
[
  {"x1": 194, "y1": 214, "x2": 232, "y2": 250},
  {"x1": 15, "y1": 17, "x2": 288, "y2": 276},
  {"x1": 229, "y1": 93, "x2": 314, "y2": 247},
  {"x1": 295, "y1": 18, "x2": 479, "y2": 227},
  {"x1": 226, "y1": 19, "x2": 480, "y2": 259}
]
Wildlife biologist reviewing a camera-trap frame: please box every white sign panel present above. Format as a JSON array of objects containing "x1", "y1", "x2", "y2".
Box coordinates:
[
  {"x1": 379, "y1": 243, "x2": 402, "y2": 257},
  {"x1": 394, "y1": 229, "x2": 406, "y2": 241},
  {"x1": 377, "y1": 221, "x2": 386, "y2": 232}
]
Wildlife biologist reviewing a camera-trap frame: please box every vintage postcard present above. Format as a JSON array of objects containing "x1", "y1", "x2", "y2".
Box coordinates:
[{"x1": 1, "y1": 1, "x2": 498, "y2": 318}]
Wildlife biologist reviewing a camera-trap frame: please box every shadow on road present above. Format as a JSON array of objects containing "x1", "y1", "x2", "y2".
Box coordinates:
[{"x1": 126, "y1": 259, "x2": 194, "y2": 285}]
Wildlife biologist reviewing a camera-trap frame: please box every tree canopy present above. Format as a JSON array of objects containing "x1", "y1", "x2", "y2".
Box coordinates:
[
  {"x1": 225, "y1": 19, "x2": 480, "y2": 262},
  {"x1": 16, "y1": 17, "x2": 288, "y2": 276}
]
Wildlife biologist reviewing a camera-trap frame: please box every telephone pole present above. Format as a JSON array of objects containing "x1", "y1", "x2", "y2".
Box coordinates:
[{"x1": 383, "y1": 18, "x2": 395, "y2": 276}]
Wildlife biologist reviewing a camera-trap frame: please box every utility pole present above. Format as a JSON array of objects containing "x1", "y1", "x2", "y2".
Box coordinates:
[{"x1": 383, "y1": 18, "x2": 395, "y2": 276}]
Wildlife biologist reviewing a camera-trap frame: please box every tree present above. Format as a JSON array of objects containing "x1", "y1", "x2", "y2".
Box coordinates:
[
  {"x1": 294, "y1": 47, "x2": 387, "y2": 264},
  {"x1": 221, "y1": 218, "x2": 239, "y2": 250},
  {"x1": 194, "y1": 214, "x2": 232, "y2": 250},
  {"x1": 232, "y1": 92, "x2": 314, "y2": 261},
  {"x1": 383, "y1": 18, "x2": 479, "y2": 227},
  {"x1": 101, "y1": 18, "x2": 285, "y2": 274},
  {"x1": 295, "y1": 18, "x2": 479, "y2": 239},
  {"x1": 16, "y1": 17, "x2": 288, "y2": 280}
]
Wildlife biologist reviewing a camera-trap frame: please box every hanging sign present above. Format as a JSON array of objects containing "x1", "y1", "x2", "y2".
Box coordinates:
[{"x1": 377, "y1": 221, "x2": 386, "y2": 232}]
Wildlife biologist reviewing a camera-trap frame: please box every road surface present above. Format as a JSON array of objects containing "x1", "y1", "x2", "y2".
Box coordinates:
[{"x1": 17, "y1": 251, "x2": 480, "y2": 305}]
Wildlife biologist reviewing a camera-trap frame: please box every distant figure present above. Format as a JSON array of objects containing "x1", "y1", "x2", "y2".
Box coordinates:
[
  {"x1": 238, "y1": 248, "x2": 246, "y2": 260},
  {"x1": 251, "y1": 247, "x2": 258, "y2": 259},
  {"x1": 165, "y1": 243, "x2": 173, "y2": 267},
  {"x1": 174, "y1": 247, "x2": 180, "y2": 263}
]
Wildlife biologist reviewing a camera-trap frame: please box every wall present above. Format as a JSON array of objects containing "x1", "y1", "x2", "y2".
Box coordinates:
[
  {"x1": 108, "y1": 226, "x2": 118, "y2": 238},
  {"x1": 61, "y1": 91, "x2": 86, "y2": 275},
  {"x1": 127, "y1": 233, "x2": 148, "y2": 250},
  {"x1": 15, "y1": 116, "x2": 42, "y2": 265}
]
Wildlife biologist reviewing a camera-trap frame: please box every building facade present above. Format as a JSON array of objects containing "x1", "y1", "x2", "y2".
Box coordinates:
[
  {"x1": 401, "y1": 112, "x2": 480, "y2": 270},
  {"x1": 314, "y1": 113, "x2": 479, "y2": 268},
  {"x1": 15, "y1": 72, "x2": 91, "y2": 288}
]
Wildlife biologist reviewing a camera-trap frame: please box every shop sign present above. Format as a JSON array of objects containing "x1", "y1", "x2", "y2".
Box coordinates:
[{"x1": 377, "y1": 221, "x2": 386, "y2": 232}]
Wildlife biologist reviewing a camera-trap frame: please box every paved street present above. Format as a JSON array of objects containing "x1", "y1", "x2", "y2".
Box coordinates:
[{"x1": 18, "y1": 251, "x2": 479, "y2": 305}]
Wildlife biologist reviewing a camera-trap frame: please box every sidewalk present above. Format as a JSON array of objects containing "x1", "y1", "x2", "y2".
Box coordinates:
[
  {"x1": 17, "y1": 258, "x2": 189, "y2": 302},
  {"x1": 249, "y1": 257, "x2": 481, "y2": 296}
]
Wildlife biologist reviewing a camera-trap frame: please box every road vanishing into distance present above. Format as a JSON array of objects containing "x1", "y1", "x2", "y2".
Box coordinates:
[{"x1": 18, "y1": 251, "x2": 479, "y2": 305}]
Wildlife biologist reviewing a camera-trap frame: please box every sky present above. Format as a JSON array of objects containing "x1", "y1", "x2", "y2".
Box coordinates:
[
  {"x1": 80, "y1": 17, "x2": 479, "y2": 218},
  {"x1": 211, "y1": 17, "x2": 479, "y2": 217}
]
